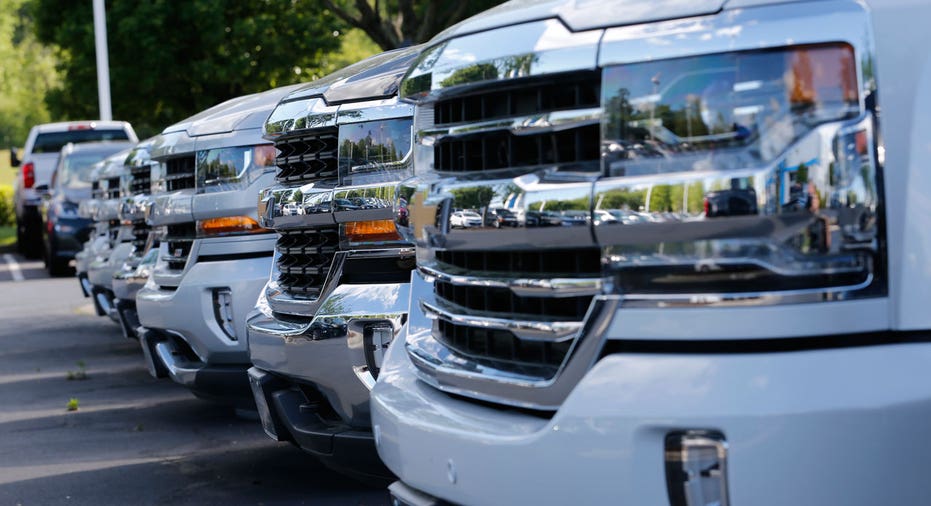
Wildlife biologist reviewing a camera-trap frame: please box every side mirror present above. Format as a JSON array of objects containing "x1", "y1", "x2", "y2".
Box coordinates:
[{"x1": 10, "y1": 148, "x2": 20, "y2": 168}]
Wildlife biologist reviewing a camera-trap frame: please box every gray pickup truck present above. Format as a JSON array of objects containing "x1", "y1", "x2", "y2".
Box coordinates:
[{"x1": 246, "y1": 46, "x2": 420, "y2": 481}]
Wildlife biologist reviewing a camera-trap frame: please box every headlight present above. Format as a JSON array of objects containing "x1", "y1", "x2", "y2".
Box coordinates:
[
  {"x1": 196, "y1": 144, "x2": 276, "y2": 193},
  {"x1": 595, "y1": 42, "x2": 882, "y2": 301},
  {"x1": 335, "y1": 117, "x2": 413, "y2": 247}
]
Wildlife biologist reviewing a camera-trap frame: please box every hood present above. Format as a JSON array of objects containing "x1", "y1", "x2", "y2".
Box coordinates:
[
  {"x1": 161, "y1": 84, "x2": 303, "y2": 137},
  {"x1": 285, "y1": 45, "x2": 423, "y2": 104},
  {"x1": 432, "y1": 0, "x2": 725, "y2": 40}
]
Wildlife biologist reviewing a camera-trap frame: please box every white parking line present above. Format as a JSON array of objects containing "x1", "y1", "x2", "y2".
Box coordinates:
[{"x1": 2, "y1": 254, "x2": 25, "y2": 282}]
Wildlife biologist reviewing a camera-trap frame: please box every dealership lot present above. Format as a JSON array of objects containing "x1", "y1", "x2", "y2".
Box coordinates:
[{"x1": 0, "y1": 254, "x2": 386, "y2": 506}]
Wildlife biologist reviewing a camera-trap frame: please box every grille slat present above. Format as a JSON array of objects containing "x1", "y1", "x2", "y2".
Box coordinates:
[
  {"x1": 275, "y1": 227, "x2": 339, "y2": 298},
  {"x1": 106, "y1": 176, "x2": 121, "y2": 199},
  {"x1": 165, "y1": 156, "x2": 196, "y2": 192},
  {"x1": 274, "y1": 130, "x2": 339, "y2": 184}
]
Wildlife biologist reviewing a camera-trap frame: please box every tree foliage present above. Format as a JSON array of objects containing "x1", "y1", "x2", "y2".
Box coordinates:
[
  {"x1": 0, "y1": 0, "x2": 59, "y2": 147},
  {"x1": 322, "y1": 0, "x2": 507, "y2": 50},
  {"x1": 32, "y1": 0, "x2": 347, "y2": 138}
]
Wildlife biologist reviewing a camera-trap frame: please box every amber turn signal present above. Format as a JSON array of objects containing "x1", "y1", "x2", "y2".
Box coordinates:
[
  {"x1": 344, "y1": 219, "x2": 402, "y2": 243},
  {"x1": 196, "y1": 216, "x2": 266, "y2": 237}
]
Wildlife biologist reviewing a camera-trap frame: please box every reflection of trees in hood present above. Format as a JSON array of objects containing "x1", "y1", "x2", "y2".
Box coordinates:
[{"x1": 339, "y1": 136, "x2": 401, "y2": 163}]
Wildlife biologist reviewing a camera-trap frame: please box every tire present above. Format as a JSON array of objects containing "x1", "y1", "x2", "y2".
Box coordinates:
[
  {"x1": 46, "y1": 241, "x2": 72, "y2": 277},
  {"x1": 18, "y1": 216, "x2": 42, "y2": 259}
]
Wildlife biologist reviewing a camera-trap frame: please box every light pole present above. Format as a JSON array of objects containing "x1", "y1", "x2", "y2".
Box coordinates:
[{"x1": 93, "y1": 0, "x2": 112, "y2": 121}]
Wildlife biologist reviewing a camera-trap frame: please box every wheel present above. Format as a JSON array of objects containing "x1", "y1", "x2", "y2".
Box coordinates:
[{"x1": 18, "y1": 216, "x2": 42, "y2": 259}]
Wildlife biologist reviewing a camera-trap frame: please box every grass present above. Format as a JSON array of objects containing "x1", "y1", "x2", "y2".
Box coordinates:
[
  {"x1": 0, "y1": 226, "x2": 13, "y2": 249},
  {"x1": 0, "y1": 149, "x2": 13, "y2": 187},
  {"x1": 66, "y1": 361, "x2": 89, "y2": 381},
  {"x1": 66, "y1": 398, "x2": 80, "y2": 411}
]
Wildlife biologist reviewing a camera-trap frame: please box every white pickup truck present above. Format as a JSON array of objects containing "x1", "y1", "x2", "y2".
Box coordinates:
[
  {"x1": 11, "y1": 121, "x2": 136, "y2": 257},
  {"x1": 373, "y1": 0, "x2": 931, "y2": 505}
]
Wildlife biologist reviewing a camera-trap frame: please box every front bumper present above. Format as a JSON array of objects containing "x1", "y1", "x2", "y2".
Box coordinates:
[
  {"x1": 247, "y1": 281, "x2": 409, "y2": 475},
  {"x1": 248, "y1": 367, "x2": 391, "y2": 480},
  {"x1": 136, "y1": 249, "x2": 272, "y2": 404},
  {"x1": 88, "y1": 242, "x2": 133, "y2": 290},
  {"x1": 373, "y1": 337, "x2": 931, "y2": 505}
]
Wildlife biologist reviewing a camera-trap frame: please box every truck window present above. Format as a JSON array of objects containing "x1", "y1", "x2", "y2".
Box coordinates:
[{"x1": 32, "y1": 129, "x2": 130, "y2": 154}]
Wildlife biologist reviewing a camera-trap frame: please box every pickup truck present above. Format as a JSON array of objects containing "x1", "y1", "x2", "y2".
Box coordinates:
[
  {"x1": 135, "y1": 84, "x2": 300, "y2": 408},
  {"x1": 246, "y1": 46, "x2": 419, "y2": 482},
  {"x1": 11, "y1": 121, "x2": 137, "y2": 257},
  {"x1": 372, "y1": 1, "x2": 931, "y2": 505}
]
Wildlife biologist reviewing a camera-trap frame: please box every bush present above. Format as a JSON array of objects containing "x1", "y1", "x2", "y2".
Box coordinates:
[{"x1": 0, "y1": 185, "x2": 13, "y2": 226}]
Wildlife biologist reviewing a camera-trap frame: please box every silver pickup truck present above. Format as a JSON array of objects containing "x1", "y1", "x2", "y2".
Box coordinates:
[
  {"x1": 246, "y1": 46, "x2": 420, "y2": 481},
  {"x1": 135, "y1": 84, "x2": 300, "y2": 409}
]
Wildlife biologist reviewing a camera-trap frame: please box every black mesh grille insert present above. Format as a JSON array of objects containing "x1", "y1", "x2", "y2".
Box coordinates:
[
  {"x1": 106, "y1": 176, "x2": 121, "y2": 200},
  {"x1": 275, "y1": 227, "x2": 339, "y2": 298},
  {"x1": 435, "y1": 280, "x2": 593, "y2": 321},
  {"x1": 165, "y1": 156, "x2": 196, "y2": 192},
  {"x1": 434, "y1": 73, "x2": 600, "y2": 125},
  {"x1": 435, "y1": 248, "x2": 601, "y2": 276},
  {"x1": 435, "y1": 319, "x2": 570, "y2": 370},
  {"x1": 131, "y1": 222, "x2": 149, "y2": 250},
  {"x1": 274, "y1": 128, "x2": 339, "y2": 184},
  {"x1": 432, "y1": 72, "x2": 601, "y2": 174},
  {"x1": 435, "y1": 125, "x2": 600, "y2": 173},
  {"x1": 129, "y1": 165, "x2": 151, "y2": 195},
  {"x1": 164, "y1": 222, "x2": 196, "y2": 271}
]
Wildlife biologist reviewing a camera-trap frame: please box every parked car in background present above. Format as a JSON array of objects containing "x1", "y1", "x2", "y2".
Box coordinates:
[
  {"x1": 40, "y1": 141, "x2": 134, "y2": 276},
  {"x1": 450, "y1": 210, "x2": 482, "y2": 228},
  {"x1": 483, "y1": 207, "x2": 518, "y2": 227},
  {"x1": 136, "y1": 84, "x2": 300, "y2": 409},
  {"x1": 11, "y1": 121, "x2": 137, "y2": 258},
  {"x1": 247, "y1": 46, "x2": 420, "y2": 482},
  {"x1": 373, "y1": 0, "x2": 925, "y2": 505}
]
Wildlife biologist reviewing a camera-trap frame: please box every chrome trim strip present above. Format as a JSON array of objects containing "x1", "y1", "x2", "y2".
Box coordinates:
[
  {"x1": 423, "y1": 107, "x2": 602, "y2": 142},
  {"x1": 420, "y1": 300, "x2": 583, "y2": 341},
  {"x1": 406, "y1": 294, "x2": 619, "y2": 410},
  {"x1": 419, "y1": 264, "x2": 604, "y2": 297}
]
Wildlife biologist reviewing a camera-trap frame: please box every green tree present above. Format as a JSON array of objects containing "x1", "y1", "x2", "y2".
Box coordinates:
[
  {"x1": 32, "y1": 0, "x2": 346, "y2": 138},
  {"x1": 322, "y1": 0, "x2": 507, "y2": 50},
  {"x1": 451, "y1": 186, "x2": 494, "y2": 211},
  {"x1": 0, "y1": 0, "x2": 60, "y2": 147}
]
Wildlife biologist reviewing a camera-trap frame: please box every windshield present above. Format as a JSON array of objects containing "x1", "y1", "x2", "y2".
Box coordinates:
[
  {"x1": 58, "y1": 154, "x2": 109, "y2": 189},
  {"x1": 33, "y1": 129, "x2": 130, "y2": 154}
]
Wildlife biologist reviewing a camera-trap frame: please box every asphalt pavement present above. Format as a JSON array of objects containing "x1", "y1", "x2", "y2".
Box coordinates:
[{"x1": 0, "y1": 252, "x2": 388, "y2": 505}]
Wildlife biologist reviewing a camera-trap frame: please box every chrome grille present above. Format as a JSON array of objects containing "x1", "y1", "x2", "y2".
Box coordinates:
[
  {"x1": 274, "y1": 128, "x2": 339, "y2": 184},
  {"x1": 165, "y1": 156, "x2": 196, "y2": 192},
  {"x1": 432, "y1": 72, "x2": 601, "y2": 174},
  {"x1": 275, "y1": 227, "x2": 339, "y2": 298},
  {"x1": 163, "y1": 222, "x2": 196, "y2": 271},
  {"x1": 430, "y1": 247, "x2": 601, "y2": 377}
]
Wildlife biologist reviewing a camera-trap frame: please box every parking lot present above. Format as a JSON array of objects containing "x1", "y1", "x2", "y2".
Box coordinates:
[{"x1": 0, "y1": 253, "x2": 387, "y2": 506}]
